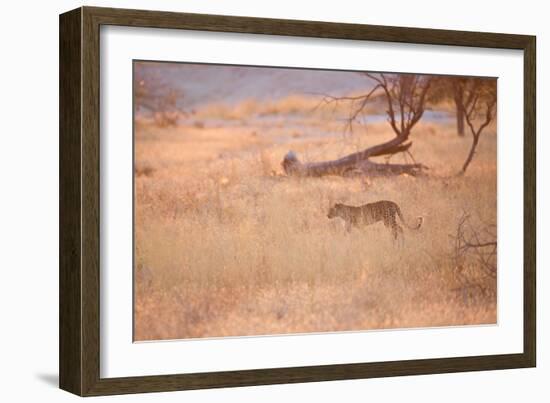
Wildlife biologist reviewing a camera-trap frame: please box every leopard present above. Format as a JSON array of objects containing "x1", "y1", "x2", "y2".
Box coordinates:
[{"x1": 327, "y1": 200, "x2": 423, "y2": 242}]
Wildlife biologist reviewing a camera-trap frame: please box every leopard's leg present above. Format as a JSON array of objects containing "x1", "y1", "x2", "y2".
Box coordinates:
[
  {"x1": 345, "y1": 220, "x2": 352, "y2": 233},
  {"x1": 396, "y1": 225, "x2": 405, "y2": 247},
  {"x1": 394, "y1": 223, "x2": 405, "y2": 247},
  {"x1": 390, "y1": 218, "x2": 405, "y2": 247},
  {"x1": 383, "y1": 217, "x2": 395, "y2": 237}
]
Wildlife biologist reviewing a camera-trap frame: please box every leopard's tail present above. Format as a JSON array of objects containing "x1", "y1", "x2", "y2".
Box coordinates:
[{"x1": 395, "y1": 205, "x2": 423, "y2": 230}]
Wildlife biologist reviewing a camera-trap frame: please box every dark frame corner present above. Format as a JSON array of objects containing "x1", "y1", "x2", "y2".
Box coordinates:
[{"x1": 60, "y1": 6, "x2": 536, "y2": 396}]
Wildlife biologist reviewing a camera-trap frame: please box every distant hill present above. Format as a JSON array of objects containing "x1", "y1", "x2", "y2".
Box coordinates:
[{"x1": 135, "y1": 61, "x2": 374, "y2": 108}]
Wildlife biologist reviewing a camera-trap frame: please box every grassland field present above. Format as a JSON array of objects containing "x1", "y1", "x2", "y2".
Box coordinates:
[{"x1": 134, "y1": 95, "x2": 497, "y2": 341}]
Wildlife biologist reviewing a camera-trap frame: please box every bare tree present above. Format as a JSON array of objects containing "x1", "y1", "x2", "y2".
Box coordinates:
[
  {"x1": 282, "y1": 73, "x2": 432, "y2": 177},
  {"x1": 456, "y1": 78, "x2": 497, "y2": 174}
]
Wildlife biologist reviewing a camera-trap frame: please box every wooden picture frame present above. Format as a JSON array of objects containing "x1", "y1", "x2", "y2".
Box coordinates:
[{"x1": 59, "y1": 6, "x2": 536, "y2": 396}]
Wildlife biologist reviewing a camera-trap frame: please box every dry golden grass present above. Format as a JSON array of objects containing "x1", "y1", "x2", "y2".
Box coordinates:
[{"x1": 134, "y1": 95, "x2": 497, "y2": 341}]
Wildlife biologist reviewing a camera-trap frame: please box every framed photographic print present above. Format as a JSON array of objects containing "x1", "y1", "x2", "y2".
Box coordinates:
[{"x1": 59, "y1": 6, "x2": 536, "y2": 396}]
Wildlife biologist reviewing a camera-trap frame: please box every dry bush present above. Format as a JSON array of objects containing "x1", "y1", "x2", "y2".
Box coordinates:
[{"x1": 153, "y1": 111, "x2": 181, "y2": 127}]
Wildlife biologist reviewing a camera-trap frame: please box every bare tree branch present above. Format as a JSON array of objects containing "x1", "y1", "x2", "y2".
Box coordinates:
[{"x1": 451, "y1": 212, "x2": 497, "y2": 278}]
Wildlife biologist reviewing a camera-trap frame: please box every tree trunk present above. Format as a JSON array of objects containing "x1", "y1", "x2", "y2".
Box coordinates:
[
  {"x1": 454, "y1": 90, "x2": 465, "y2": 137},
  {"x1": 461, "y1": 135, "x2": 479, "y2": 173},
  {"x1": 456, "y1": 104, "x2": 465, "y2": 136}
]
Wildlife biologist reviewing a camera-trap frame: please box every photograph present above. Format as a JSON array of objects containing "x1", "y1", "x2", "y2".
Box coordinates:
[{"x1": 133, "y1": 61, "x2": 498, "y2": 341}]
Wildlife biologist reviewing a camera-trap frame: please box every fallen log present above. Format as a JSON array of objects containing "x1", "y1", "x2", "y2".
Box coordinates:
[{"x1": 281, "y1": 135, "x2": 426, "y2": 177}]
